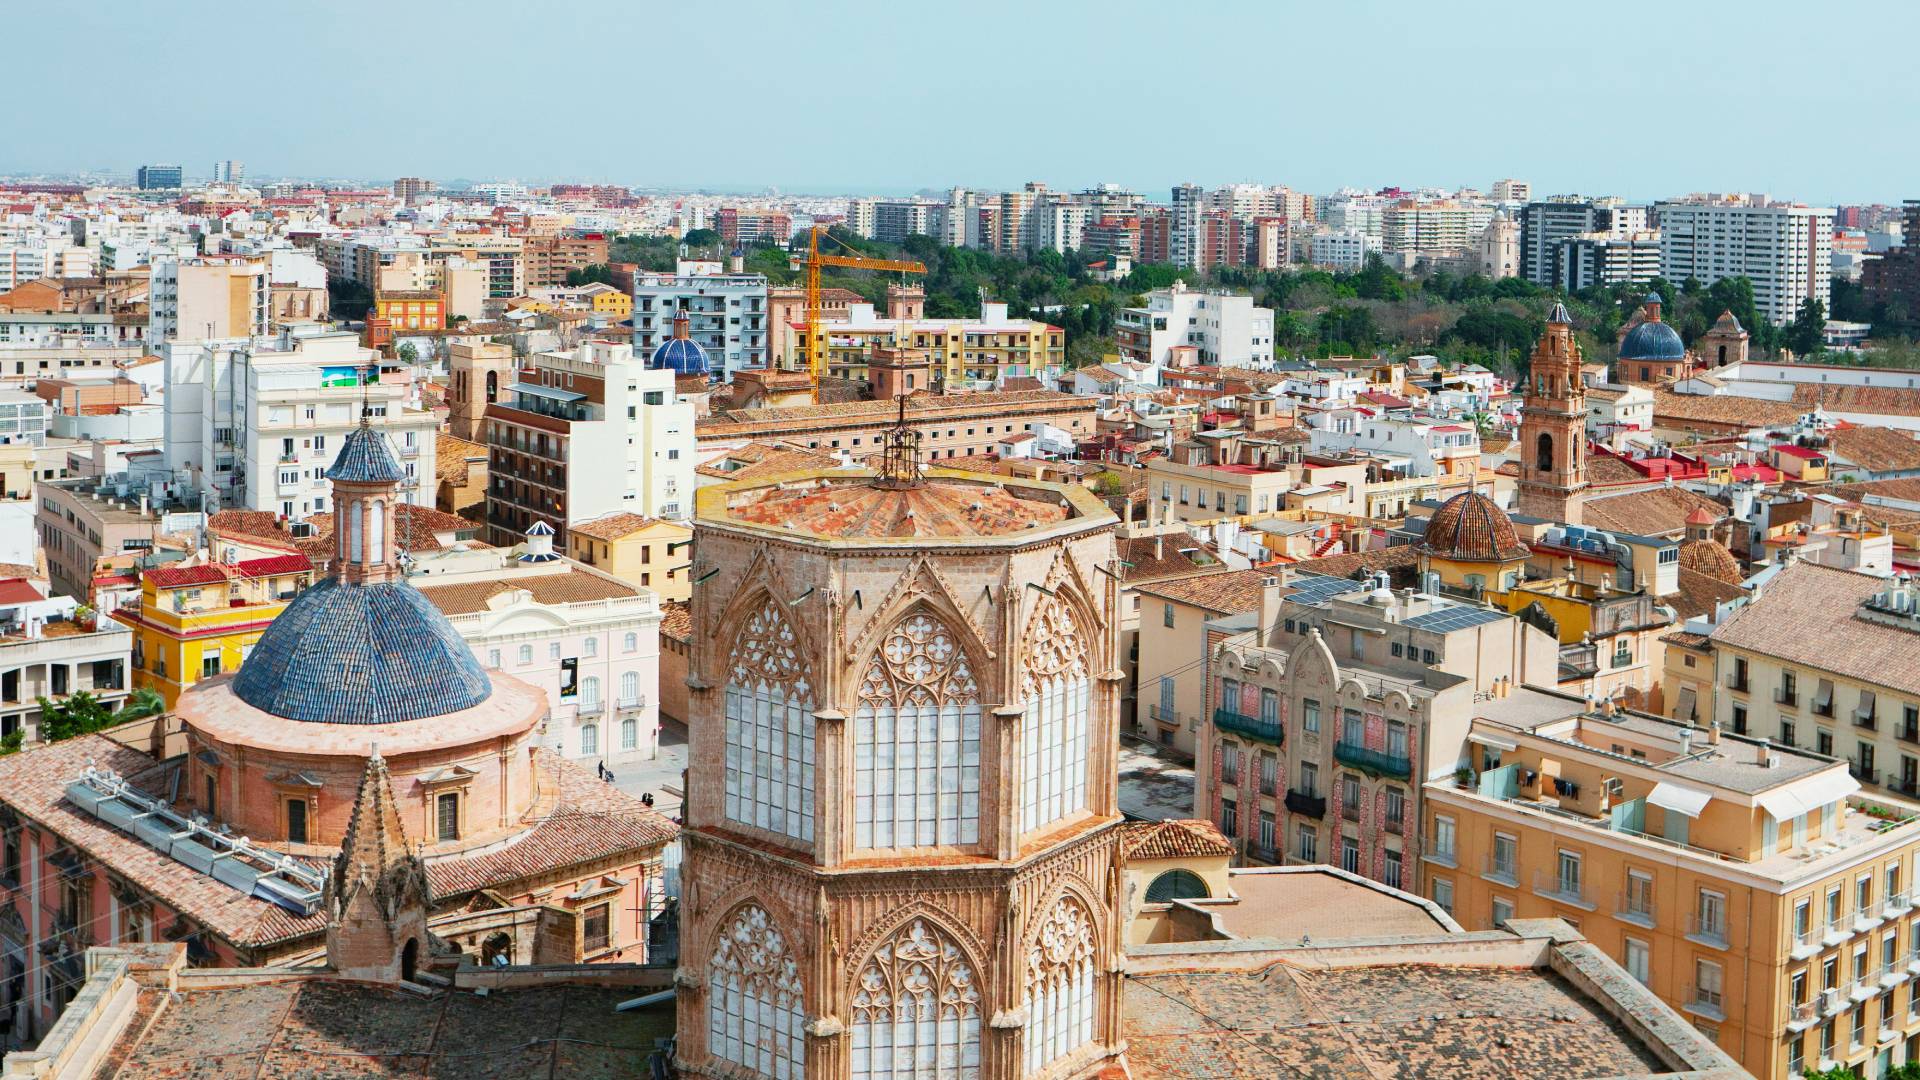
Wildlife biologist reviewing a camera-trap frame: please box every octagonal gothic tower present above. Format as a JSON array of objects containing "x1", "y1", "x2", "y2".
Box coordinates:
[{"x1": 676, "y1": 460, "x2": 1127, "y2": 1080}]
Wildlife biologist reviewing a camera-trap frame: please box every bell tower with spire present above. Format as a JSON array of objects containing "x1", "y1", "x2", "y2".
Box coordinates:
[
  {"x1": 327, "y1": 419, "x2": 408, "y2": 586},
  {"x1": 1515, "y1": 302, "x2": 1590, "y2": 524}
]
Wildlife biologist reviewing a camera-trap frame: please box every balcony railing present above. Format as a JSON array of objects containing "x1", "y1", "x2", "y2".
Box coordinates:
[
  {"x1": 1728, "y1": 672, "x2": 1749, "y2": 693},
  {"x1": 1384, "y1": 813, "x2": 1405, "y2": 836},
  {"x1": 1214, "y1": 707, "x2": 1282, "y2": 746},
  {"x1": 1850, "y1": 761, "x2": 1880, "y2": 785},
  {"x1": 1284, "y1": 789, "x2": 1326, "y2": 819},
  {"x1": 1775, "y1": 687, "x2": 1798, "y2": 707},
  {"x1": 1147, "y1": 704, "x2": 1181, "y2": 726},
  {"x1": 1482, "y1": 853, "x2": 1518, "y2": 886},
  {"x1": 1686, "y1": 913, "x2": 1729, "y2": 949},
  {"x1": 576, "y1": 701, "x2": 605, "y2": 717},
  {"x1": 1339, "y1": 799, "x2": 1361, "y2": 823},
  {"x1": 1899, "y1": 724, "x2": 1920, "y2": 746},
  {"x1": 1683, "y1": 983, "x2": 1726, "y2": 1022},
  {"x1": 1333, "y1": 740, "x2": 1411, "y2": 780},
  {"x1": 1858, "y1": 711, "x2": 1879, "y2": 732},
  {"x1": 1785, "y1": 998, "x2": 1820, "y2": 1032},
  {"x1": 1532, "y1": 869, "x2": 1593, "y2": 910},
  {"x1": 1616, "y1": 891, "x2": 1656, "y2": 928},
  {"x1": 1421, "y1": 836, "x2": 1456, "y2": 868}
]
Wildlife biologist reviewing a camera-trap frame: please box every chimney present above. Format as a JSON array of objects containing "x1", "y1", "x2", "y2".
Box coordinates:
[
  {"x1": 1259, "y1": 575, "x2": 1283, "y2": 641},
  {"x1": 1677, "y1": 727, "x2": 1695, "y2": 755},
  {"x1": 1755, "y1": 738, "x2": 1777, "y2": 768},
  {"x1": 1707, "y1": 719, "x2": 1721, "y2": 746}
]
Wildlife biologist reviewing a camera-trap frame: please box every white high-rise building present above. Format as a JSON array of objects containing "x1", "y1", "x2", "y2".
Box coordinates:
[
  {"x1": 630, "y1": 262, "x2": 768, "y2": 378},
  {"x1": 1656, "y1": 197, "x2": 1835, "y2": 325},
  {"x1": 481, "y1": 339, "x2": 695, "y2": 546},
  {"x1": 1117, "y1": 281, "x2": 1274, "y2": 368},
  {"x1": 1171, "y1": 183, "x2": 1205, "y2": 269},
  {"x1": 212, "y1": 160, "x2": 244, "y2": 185},
  {"x1": 163, "y1": 329, "x2": 438, "y2": 517},
  {"x1": 1310, "y1": 229, "x2": 1383, "y2": 272}
]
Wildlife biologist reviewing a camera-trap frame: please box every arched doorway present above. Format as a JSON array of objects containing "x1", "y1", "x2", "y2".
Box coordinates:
[
  {"x1": 401, "y1": 938, "x2": 419, "y2": 982},
  {"x1": 481, "y1": 931, "x2": 512, "y2": 967}
]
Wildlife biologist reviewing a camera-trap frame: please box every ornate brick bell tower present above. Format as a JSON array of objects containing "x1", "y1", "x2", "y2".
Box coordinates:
[
  {"x1": 674, "y1": 426, "x2": 1128, "y2": 1080},
  {"x1": 1515, "y1": 302, "x2": 1590, "y2": 525}
]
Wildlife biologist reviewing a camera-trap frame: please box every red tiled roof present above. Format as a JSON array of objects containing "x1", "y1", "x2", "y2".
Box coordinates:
[
  {"x1": 1772, "y1": 444, "x2": 1823, "y2": 460},
  {"x1": 141, "y1": 563, "x2": 227, "y2": 588},
  {"x1": 0, "y1": 579, "x2": 44, "y2": 605},
  {"x1": 1119, "y1": 819, "x2": 1233, "y2": 861}
]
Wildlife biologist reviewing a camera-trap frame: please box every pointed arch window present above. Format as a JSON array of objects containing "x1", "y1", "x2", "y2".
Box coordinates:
[
  {"x1": 1020, "y1": 594, "x2": 1091, "y2": 834},
  {"x1": 724, "y1": 600, "x2": 816, "y2": 844},
  {"x1": 1025, "y1": 896, "x2": 1097, "y2": 1071},
  {"x1": 850, "y1": 919, "x2": 981, "y2": 1080},
  {"x1": 708, "y1": 904, "x2": 805, "y2": 1079},
  {"x1": 855, "y1": 610, "x2": 982, "y2": 849}
]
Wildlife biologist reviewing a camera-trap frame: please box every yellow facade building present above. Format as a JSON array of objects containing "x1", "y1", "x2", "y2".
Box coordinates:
[
  {"x1": 564, "y1": 512, "x2": 692, "y2": 603},
  {"x1": 1423, "y1": 687, "x2": 1920, "y2": 1079},
  {"x1": 112, "y1": 554, "x2": 314, "y2": 708}
]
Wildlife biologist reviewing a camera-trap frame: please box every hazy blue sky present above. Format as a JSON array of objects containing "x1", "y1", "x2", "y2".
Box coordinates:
[{"x1": 10, "y1": 0, "x2": 1915, "y2": 204}]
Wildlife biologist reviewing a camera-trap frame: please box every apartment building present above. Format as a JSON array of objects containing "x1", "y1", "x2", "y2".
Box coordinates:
[
  {"x1": 1519, "y1": 197, "x2": 1651, "y2": 285},
  {"x1": 0, "y1": 584, "x2": 132, "y2": 743},
  {"x1": 1558, "y1": 231, "x2": 1663, "y2": 291},
  {"x1": 1306, "y1": 412, "x2": 1481, "y2": 480},
  {"x1": 1382, "y1": 200, "x2": 1497, "y2": 256},
  {"x1": 1708, "y1": 563, "x2": 1920, "y2": 800},
  {"x1": 1309, "y1": 228, "x2": 1383, "y2": 271},
  {"x1": 1424, "y1": 688, "x2": 1920, "y2": 1078},
  {"x1": 425, "y1": 233, "x2": 525, "y2": 298},
  {"x1": 811, "y1": 298, "x2": 1065, "y2": 387},
  {"x1": 147, "y1": 255, "x2": 268, "y2": 344},
  {"x1": 522, "y1": 233, "x2": 609, "y2": 289},
  {"x1": 1117, "y1": 281, "x2": 1275, "y2": 368},
  {"x1": 714, "y1": 207, "x2": 791, "y2": 246},
  {"x1": 565, "y1": 511, "x2": 693, "y2": 603},
  {"x1": 1146, "y1": 430, "x2": 1369, "y2": 522},
  {"x1": 630, "y1": 263, "x2": 768, "y2": 377},
  {"x1": 1657, "y1": 197, "x2": 1835, "y2": 326},
  {"x1": 1203, "y1": 577, "x2": 1556, "y2": 878},
  {"x1": 482, "y1": 339, "x2": 695, "y2": 546},
  {"x1": 111, "y1": 551, "x2": 314, "y2": 708},
  {"x1": 694, "y1": 387, "x2": 1095, "y2": 461},
  {"x1": 1134, "y1": 569, "x2": 1273, "y2": 760},
  {"x1": 163, "y1": 330, "x2": 438, "y2": 517}
]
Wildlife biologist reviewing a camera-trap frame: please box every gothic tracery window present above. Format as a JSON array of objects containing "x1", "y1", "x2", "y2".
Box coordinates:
[
  {"x1": 725, "y1": 600, "x2": 816, "y2": 844},
  {"x1": 708, "y1": 904, "x2": 806, "y2": 1079},
  {"x1": 1024, "y1": 896, "x2": 1097, "y2": 1071},
  {"x1": 855, "y1": 610, "x2": 982, "y2": 849},
  {"x1": 1020, "y1": 594, "x2": 1091, "y2": 834},
  {"x1": 850, "y1": 919, "x2": 982, "y2": 1080}
]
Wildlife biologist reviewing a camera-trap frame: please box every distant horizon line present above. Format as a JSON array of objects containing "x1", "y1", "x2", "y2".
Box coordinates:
[{"x1": 0, "y1": 168, "x2": 1899, "y2": 209}]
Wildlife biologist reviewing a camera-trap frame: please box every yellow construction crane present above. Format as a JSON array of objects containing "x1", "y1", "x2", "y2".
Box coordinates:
[{"x1": 790, "y1": 225, "x2": 925, "y2": 396}]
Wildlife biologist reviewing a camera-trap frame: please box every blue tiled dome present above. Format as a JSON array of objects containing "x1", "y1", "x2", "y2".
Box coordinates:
[
  {"x1": 1619, "y1": 319, "x2": 1686, "y2": 361},
  {"x1": 649, "y1": 336, "x2": 709, "y2": 376},
  {"x1": 231, "y1": 578, "x2": 492, "y2": 724},
  {"x1": 326, "y1": 423, "x2": 407, "y2": 483}
]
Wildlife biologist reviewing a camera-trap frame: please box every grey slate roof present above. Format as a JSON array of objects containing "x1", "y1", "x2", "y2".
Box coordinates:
[
  {"x1": 325, "y1": 423, "x2": 407, "y2": 484},
  {"x1": 231, "y1": 578, "x2": 493, "y2": 724}
]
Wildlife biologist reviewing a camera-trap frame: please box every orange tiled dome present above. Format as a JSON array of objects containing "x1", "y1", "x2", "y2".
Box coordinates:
[
  {"x1": 1419, "y1": 490, "x2": 1529, "y2": 563},
  {"x1": 1678, "y1": 538, "x2": 1743, "y2": 585}
]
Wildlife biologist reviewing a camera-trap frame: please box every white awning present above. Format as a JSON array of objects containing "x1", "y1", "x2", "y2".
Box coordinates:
[
  {"x1": 1755, "y1": 770, "x2": 1862, "y2": 821},
  {"x1": 1858, "y1": 690, "x2": 1879, "y2": 721},
  {"x1": 1647, "y1": 781, "x2": 1714, "y2": 819},
  {"x1": 1468, "y1": 732, "x2": 1519, "y2": 753}
]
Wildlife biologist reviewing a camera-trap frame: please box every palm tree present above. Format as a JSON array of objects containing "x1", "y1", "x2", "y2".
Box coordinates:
[{"x1": 111, "y1": 688, "x2": 166, "y2": 725}]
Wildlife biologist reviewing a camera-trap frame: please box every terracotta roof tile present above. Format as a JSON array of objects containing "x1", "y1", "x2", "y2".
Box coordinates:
[
  {"x1": 1577, "y1": 486, "x2": 1729, "y2": 538},
  {"x1": 1132, "y1": 569, "x2": 1272, "y2": 615},
  {"x1": 658, "y1": 600, "x2": 692, "y2": 643},
  {"x1": 1652, "y1": 389, "x2": 1799, "y2": 429},
  {"x1": 1827, "y1": 426, "x2": 1920, "y2": 474},
  {"x1": 1118, "y1": 818, "x2": 1232, "y2": 861},
  {"x1": 1710, "y1": 561, "x2": 1920, "y2": 696},
  {"x1": 416, "y1": 567, "x2": 644, "y2": 616},
  {"x1": 567, "y1": 512, "x2": 663, "y2": 541}
]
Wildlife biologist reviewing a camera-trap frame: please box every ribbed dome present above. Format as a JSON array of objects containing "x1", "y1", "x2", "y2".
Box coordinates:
[
  {"x1": 1419, "y1": 490, "x2": 1529, "y2": 563},
  {"x1": 1619, "y1": 319, "x2": 1686, "y2": 361},
  {"x1": 650, "y1": 336, "x2": 709, "y2": 376},
  {"x1": 1678, "y1": 538, "x2": 1743, "y2": 585},
  {"x1": 231, "y1": 578, "x2": 492, "y2": 724}
]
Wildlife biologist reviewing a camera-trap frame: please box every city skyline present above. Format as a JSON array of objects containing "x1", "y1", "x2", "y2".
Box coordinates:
[{"x1": 11, "y1": 0, "x2": 1918, "y2": 204}]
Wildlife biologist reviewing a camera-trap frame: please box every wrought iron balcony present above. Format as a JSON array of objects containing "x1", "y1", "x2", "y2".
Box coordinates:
[
  {"x1": 1333, "y1": 740, "x2": 1411, "y2": 780},
  {"x1": 1284, "y1": 789, "x2": 1326, "y2": 819},
  {"x1": 1214, "y1": 707, "x2": 1282, "y2": 746}
]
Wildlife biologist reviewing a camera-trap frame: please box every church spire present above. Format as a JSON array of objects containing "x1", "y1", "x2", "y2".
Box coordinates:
[
  {"x1": 325, "y1": 749, "x2": 432, "y2": 981},
  {"x1": 326, "y1": 420, "x2": 408, "y2": 586}
]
